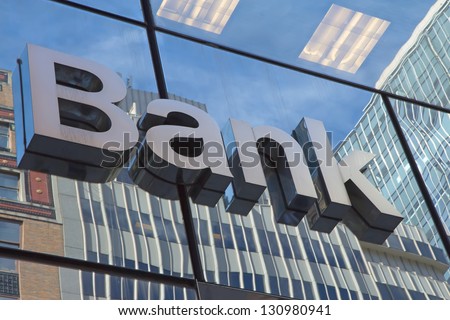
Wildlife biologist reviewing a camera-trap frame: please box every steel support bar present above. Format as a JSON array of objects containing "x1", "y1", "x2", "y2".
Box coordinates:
[
  {"x1": 0, "y1": 246, "x2": 196, "y2": 288},
  {"x1": 382, "y1": 95, "x2": 450, "y2": 259}
]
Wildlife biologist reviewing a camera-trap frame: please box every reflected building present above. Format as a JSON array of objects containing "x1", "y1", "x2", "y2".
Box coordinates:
[
  {"x1": 335, "y1": 1, "x2": 449, "y2": 253},
  {"x1": 0, "y1": 69, "x2": 64, "y2": 300},
  {"x1": 1, "y1": 68, "x2": 449, "y2": 300}
]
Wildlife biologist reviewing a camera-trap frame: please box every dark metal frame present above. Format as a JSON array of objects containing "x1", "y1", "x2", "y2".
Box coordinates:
[{"x1": 0, "y1": 0, "x2": 448, "y2": 298}]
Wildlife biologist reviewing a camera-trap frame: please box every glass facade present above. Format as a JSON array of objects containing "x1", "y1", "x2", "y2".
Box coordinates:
[
  {"x1": 0, "y1": 0, "x2": 448, "y2": 300},
  {"x1": 336, "y1": 2, "x2": 450, "y2": 258}
]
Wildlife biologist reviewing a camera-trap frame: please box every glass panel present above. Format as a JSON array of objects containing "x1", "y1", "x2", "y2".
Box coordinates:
[
  {"x1": 150, "y1": 0, "x2": 445, "y2": 103},
  {"x1": 157, "y1": 31, "x2": 373, "y2": 144},
  {"x1": 0, "y1": 262, "x2": 197, "y2": 300},
  {"x1": 63, "y1": 0, "x2": 144, "y2": 21},
  {"x1": 0, "y1": 0, "x2": 156, "y2": 93},
  {"x1": 0, "y1": 220, "x2": 20, "y2": 244},
  {"x1": 0, "y1": 0, "x2": 194, "y2": 280},
  {"x1": 0, "y1": 172, "x2": 18, "y2": 190},
  {"x1": 389, "y1": 98, "x2": 449, "y2": 261}
]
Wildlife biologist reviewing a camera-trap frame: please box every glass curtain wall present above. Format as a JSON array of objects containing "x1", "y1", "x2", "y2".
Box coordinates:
[{"x1": 0, "y1": 0, "x2": 448, "y2": 299}]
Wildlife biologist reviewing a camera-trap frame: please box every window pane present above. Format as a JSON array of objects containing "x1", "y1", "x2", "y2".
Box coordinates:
[
  {"x1": 0, "y1": 172, "x2": 18, "y2": 189},
  {"x1": 0, "y1": 123, "x2": 8, "y2": 135},
  {"x1": 0, "y1": 188, "x2": 18, "y2": 201},
  {"x1": 0, "y1": 220, "x2": 20, "y2": 243},
  {"x1": 0, "y1": 258, "x2": 16, "y2": 272}
]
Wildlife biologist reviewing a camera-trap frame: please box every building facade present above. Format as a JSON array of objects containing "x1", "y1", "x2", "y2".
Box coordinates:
[
  {"x1": 336, "y1": 1, "x2": 449, "y2": 253},
  {"x1": 0, "y1": 0, "x2": 449, "y2": 300}
]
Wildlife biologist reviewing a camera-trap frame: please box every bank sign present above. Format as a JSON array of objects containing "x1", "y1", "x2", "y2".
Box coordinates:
[{"x1": 13, "y1": 44, "x2": 402, "y2": 244}]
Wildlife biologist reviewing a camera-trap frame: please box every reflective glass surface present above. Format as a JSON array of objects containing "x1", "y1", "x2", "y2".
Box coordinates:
[
  {"x1": 0, "y1": 0, "x2": 195, "y2": 279},
  {"x1": 0, "y1": 0, "x2": 155, "y2": 92},
  {"x1": 390, "y1": 98, "x2": 449, "y2": 257},
  {"x1": 62, "y1": 0, "x2": 144, "y2": 20},
  {"x1": 0, "y1": 0, "x2": 448, "y2": 301},
  {"x1": 157, "y1": 31, "x2": 373, "y2": 144},
  {"x1": 150, "y1": 0, "x2": 444, "y2": 102},
  {"x1": 335, "y1": 95, "x2": 448, "y2": 261}
]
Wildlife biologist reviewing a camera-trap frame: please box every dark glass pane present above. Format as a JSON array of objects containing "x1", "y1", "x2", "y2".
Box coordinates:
[
  {"x1": 408, "y1": 290, "x2": 426, "y2": 300},
  {"x1": 322, "y1": 242, "x2": 337, "y2": 267},
  {"x1": 255, "y1": 274, "x2": 264, "y2": 292},
  {"x1": 339, "y1": 288, "x2": 349, "y2": 300},
  {"x1": 91, "y1": 201, "x2": 104, "y2": 226},
  {"x1": 212, "y1": 222, "x2": 223, "y2": 248},
  {"x1": 0, "y1": 172, "x2": 17, "y2": 189},
  {"x1": 229, "y1": 272, "x2": 240, "y2": 287},
  {"x1": 95, "y1": 273, "x2": 106, "y2": 298},
  {"x1": 0, "y1": 221, "x2": 20, "y2": 243},
  {"x1": 163, "y1": 218, "x2": 178, "y2": 243},
  {"x1": 0, "y1": 135, "x2": 8, "y2": 150},
  {"x1": 257, "y1": 229, "x2": 270, "y2": 255},
  {"x1": 303, "y1": 281, "x2": 315, "y2": 300},
  {"x1": 327, "y1": 285, "x2": 338, "y2": 300},
  {"x1": 243, "y1": 273, "x2": 253, "y2": 290},
  {"x1": 432, "y1": 247, "x2": 447, "y2": 264},
  {"x1": 153, "y1": 217, "x2": 166, "y2": 240},
  {"x1": 279, "y1": 278, "x2": 290, "y2": 297},
  {"x1": 123, "y1": 278, "x2": 135, "y2": 299},
  {"x1": 401, "y1": 237, "x2": 419, "y2": 255},
  {"x1": 317, "y1": 283, "x2": 328, "y2": 300},
  {"x1": 233, "y1": 225, "x2": 246, "y2": 251},
  {"x1": 82, "y1": 271, "x2": 94, "y2": 296},
  {"x1": 269, "y1": 276, "x2": 280, "y2": 296},
  {"x1": 105, "y1": 204, "x2": 119, "y2": 230},
  {"x1": 303, "y1": 240, "x2": 317, "y2": 263},
  {"x1": 80, "y1": 199, "x2": 94, "y2": 223},
  {"x1": 221, "y1": 224, "x2": 234, "y2": 249},
  {"x1": 349, "y1": 290, "x2": 359, "y2": 300},
  {"x1": 244, "y1": 227, "x2": 257, "y2": 252},
  {"x1": 116, "y1": 207, "x2": 130, "y2": 231},
  {"x1": 137, "y1": 281, "x2": 149, "y2": 300},
  {"x1": 353, "y1": 250, "x2": 368, "y2": 274},
  {"x1": 140, "y1": 214, "x2": 154, "y2": 237},
  {"x1": 199, "y1": 220, "x2": 210, "y2": 246},
  {"x1": 311, "y1": 240, "x2": 326, "y2": 265},
  {"x1": 292, "y1": 280, "x2": 303, "y2": 299},
  {"x1": 267, "y1": 231, "x2": 280, "y2": 256},
  {"x1": 387, "y1": 234, "x2": 403, "y2": 250},
  {"x1": 0, "y1": 257, "x2": 16, "y2": 272},
  {"x1": 289, "y1": 235, "x2": 303, "y2": 260},
  {"x1": 279, "y1": 233, "x2": 293, "y2": 259},
  {"x1": 388, "y1": 285, "x2": 409, "y2": 300},
  {"x1": 333, "y1": 244, "x2": 347, "y2": 269},
  {"x1": 376, "y1": 283, "x2": 393, "y2": 300}
]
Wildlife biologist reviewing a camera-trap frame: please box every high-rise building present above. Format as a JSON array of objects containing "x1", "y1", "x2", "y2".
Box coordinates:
[
  {"x1": 335, "y1": 1, "x2": 449, "y2": 252},
  {"x1": 0, "y1": 0, "x2": 449, "y2": 300},
  {"x1": 1, "y1": 69, "x2": 449, "y2": 300}
]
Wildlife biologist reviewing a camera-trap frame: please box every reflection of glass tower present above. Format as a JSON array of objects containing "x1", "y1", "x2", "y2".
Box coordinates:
[
  {"x1": 0, "y1": 66, "x2": 449, "y2": 299},
  {"x1": 53, "y1": 87, "x2": 449, "y2": 300},
  {"x1": 336, "y1": 3, "x2": 449, "y2": 252}
]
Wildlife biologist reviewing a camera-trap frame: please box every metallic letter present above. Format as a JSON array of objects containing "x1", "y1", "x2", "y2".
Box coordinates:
[
  {"x1": 253, "y1": 125, "x2": 317, "y2": 225},
  {"x1": 13, "y1": 44, "x2": 138, "y2": 182},
  {"x1": 222, "y1": 119, "x2": 267, "y2": 215},
  {"x1": 129, "y1": 99, "x2": 233, "y2": 205},
  {"x1": 293, "y1": 118, "x2": 353, "y2": 232},
  {"x1": 339, "y1": 151, "x2": 403, "y2": 244}
]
